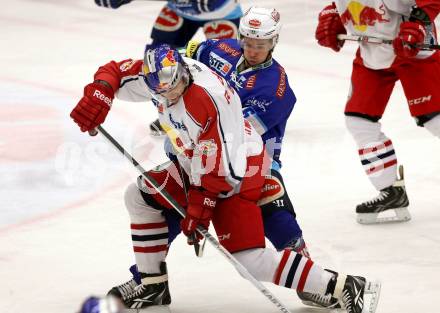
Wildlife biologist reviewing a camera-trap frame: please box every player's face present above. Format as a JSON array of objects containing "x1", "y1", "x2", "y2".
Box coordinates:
[
  {"x1": 160, "y1": 79, "x2": 187, "y2": 105},
  {"x1": 241, "y1": 37, "x2": 272, "y2": 66}
]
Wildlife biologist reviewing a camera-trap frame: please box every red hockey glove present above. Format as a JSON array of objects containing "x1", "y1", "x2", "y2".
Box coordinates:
[
  {"x1": 393, "y1": 21, "x2": 426, "y2": 58},
  {"x1": 70, "y1": 82, "x2": 114, "y2": 133},
  {"x1": 315, "y1": 2, "x2": 346, "y2": 52},
  {"x1": 180, "y1": 188, "x2": 217, "y2": 245}
]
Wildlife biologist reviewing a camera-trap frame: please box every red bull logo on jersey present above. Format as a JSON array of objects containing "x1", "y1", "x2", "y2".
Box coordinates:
[{"x1": 340, "y1": 1, "x2": 390, "y2": 32}]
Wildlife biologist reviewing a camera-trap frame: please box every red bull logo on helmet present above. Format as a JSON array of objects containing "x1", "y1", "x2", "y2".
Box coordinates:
[
  {"x1": 340, "y1": 1, "x2": 390, "y2": 32},
  {"x1": 161, "y1": 50, "x2": 177, "y2": 68}
]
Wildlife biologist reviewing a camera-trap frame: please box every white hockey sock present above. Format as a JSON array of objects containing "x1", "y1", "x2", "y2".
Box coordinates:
[
  {"x1": 346, "y1": 116, "x2": 398, "y2": 190},
  {"x1": 273, "y1": 250, "x2": 332, "y2": 294},
  {"x1": 124, "y1": 183, "x2": 168, "y2": 274},
  {"x1": 233, "y1": 248, "x2": 333, "y2": 294}
]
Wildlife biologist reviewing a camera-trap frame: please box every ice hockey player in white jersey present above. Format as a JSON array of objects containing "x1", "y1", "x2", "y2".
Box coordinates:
[
  {"x1": 70, "y1": 44, "x2": 381, "y2": 313},
  {"x1": 94, "y1": 0, "x2": 243, "y2": 136},
  {"x1": 316, "y1": 0, "x2": 440, "y2": 224}
]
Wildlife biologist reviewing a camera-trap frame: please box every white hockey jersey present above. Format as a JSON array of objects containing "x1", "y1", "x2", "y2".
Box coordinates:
[
  {"x1": 94, "y1": 57, "x2": 265, "y2": 197},
  {"x1": 335, "y1": 0, "x2": 437, "y2": 69}
]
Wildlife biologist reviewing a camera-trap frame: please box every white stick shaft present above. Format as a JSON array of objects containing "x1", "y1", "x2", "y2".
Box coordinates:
[{"x1": 337, "y1": 34, "x2": 393, "y2": 44}]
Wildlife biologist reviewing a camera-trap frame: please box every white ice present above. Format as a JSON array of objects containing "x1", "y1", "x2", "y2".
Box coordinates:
[{"x1": 1, "y1": 0, "x2": 439, "y2": 312}]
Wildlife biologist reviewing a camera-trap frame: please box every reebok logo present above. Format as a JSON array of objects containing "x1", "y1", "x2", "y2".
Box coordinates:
[
  {"x1": 93, "y1": 90, "x2": 112, "y2": 106},
  {"x1": 203, "y1": 198, "x2": 216, "y2": 207},
  {"x1": 321, "y1": 8, "x2": 338, "y2": 17}
]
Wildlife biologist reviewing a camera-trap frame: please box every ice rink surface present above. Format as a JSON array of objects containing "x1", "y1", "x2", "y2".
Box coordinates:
[{"x1": 1, "y1": 0, "x2": 440, "y2": 312}]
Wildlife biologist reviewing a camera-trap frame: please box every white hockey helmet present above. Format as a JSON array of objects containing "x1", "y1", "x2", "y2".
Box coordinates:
[{"x1": 239, "y1": 7, "x2": 282, "y2": 48}]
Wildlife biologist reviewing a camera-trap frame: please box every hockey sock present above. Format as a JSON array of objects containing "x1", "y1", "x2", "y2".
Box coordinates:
[
  {"x1": 233, "y1": 248, "x2": 333, "y2": 294},
  {"x1": 130, "y1": 221, "x2": 168, "y2": 274},
  {"x1": 346, "y1": 116, "x2": 398, "y2": 190},
  {"x1": 125, "y1": 183, "x2": 168, "y2": 274},
  {"x1": 273, "y1": 249, "x2": 333, "y2": 294}
]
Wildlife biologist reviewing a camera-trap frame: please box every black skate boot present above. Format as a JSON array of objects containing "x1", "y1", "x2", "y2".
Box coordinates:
[
  {"x1": 149, "y1": 118, "x2": 165, "y2": 137},
  {"x1": 107, "y1": 265, "x2": 139, "y2": 301},
  {"x1": 297, "y1": 270, "x2": 341, "y2": 309},
  {"x1": 356, "y1": 165, "x2": 410, "y2": 224},
  {"x1": 120, "y1": 262, "x2": 171, "y2": 310},
  {"x1": 107, "y1": 278, "x2": 138, "y2": 301},
  {"x1": 332, "y1": 274, "x2": 381, "y2": 313}
]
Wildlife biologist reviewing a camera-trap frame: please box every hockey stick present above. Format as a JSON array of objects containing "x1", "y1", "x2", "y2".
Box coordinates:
[
  {"x1": 337, "y1": 34, "x2": 440, "y2": 50},
  {"x1": 95, "y1": 125, "x2": 293, "y2": 313}
]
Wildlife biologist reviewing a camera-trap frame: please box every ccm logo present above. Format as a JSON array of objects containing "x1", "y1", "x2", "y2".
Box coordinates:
[
  {"x1": 408, "y1": 95, "x2": 432, "y2": 106},
  {"x1": 218, "y1": 233, "x2": 231, "y2": 241},
  {"x1": 203, "y1": 197, "x2": 216, "y2": 207},
  {"x1": 93, "y1": 90, "x2": 112, "y2": 106}
]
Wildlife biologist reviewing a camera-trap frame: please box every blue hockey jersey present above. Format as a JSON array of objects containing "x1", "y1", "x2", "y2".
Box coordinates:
[{"x1": 193, "y1": 39, "x2": 296, "y2": 166}]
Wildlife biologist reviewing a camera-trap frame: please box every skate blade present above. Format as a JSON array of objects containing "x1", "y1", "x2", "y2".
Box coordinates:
[
  {"x1": 357, "y1": 207, "x2": 411, "y2": 224},
  {"x1": 363, "y1": 280, "x2": 381, "y2": 313},
  {"x1": 124, "y1": 305, "x2": 171, "y2": 313},
  {"x1": 300, "y1": 300, "x2": 341, "y2": 310}
]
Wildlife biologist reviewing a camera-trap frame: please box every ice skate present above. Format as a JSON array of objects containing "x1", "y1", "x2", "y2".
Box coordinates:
[
  {"x1": 356, "y1": 165, "x2": 411, "y2": 224},
  {"x1": 297, "y1": 269, "x2": 341, "y2": 309},
  {"x1": 108, "y1": 278, "x2": 138, "y2": 301},
  {"x1": 108, "y1": 265, "x2": 140, "y2": 301},
  {"x1": 297, "y1": 290, "x2": 341, "y2": 309},
  {"x1": 333, "y1": 274, "x2": 381, "y2": 313},
  {"x1": 116, "y1": 263, "x2": 171, "y2": 312},
  {"x1": 149, "y1": 118, "x2": 166, "y2": 137}
]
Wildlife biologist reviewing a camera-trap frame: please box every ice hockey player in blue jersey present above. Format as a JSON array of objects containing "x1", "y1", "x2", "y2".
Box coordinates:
[
  {"x1": 95, "y1": 0, "x2": 242, "y2": 48},
  {"x1": 189, "y1": 7, "x2": 294, "y2": 168}
]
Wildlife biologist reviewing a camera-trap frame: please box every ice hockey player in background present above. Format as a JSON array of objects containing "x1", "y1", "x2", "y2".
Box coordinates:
[
  {"x1": 94, "y1": 0, "x2": 243, "y2": 136},
  {"x1": 315, "y1": 0, "x2": 440, "y2": 224},
  {"x1": 70, "y1": 44, "x2": 380, "y2": 313}
]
